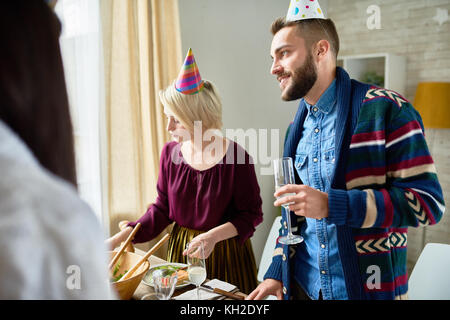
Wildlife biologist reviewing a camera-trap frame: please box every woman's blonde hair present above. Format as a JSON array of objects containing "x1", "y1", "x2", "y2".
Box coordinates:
[{"x1": 159, "y1": 80, "x2": 223, "y2": 133}]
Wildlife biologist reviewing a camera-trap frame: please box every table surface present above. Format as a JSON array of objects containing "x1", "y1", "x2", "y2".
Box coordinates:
[{"x1": 132, "y1": 249, "x2": 247, "y2": 300}]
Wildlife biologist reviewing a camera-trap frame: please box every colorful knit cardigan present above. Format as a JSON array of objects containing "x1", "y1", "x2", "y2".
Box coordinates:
[{"x1": 264, "y1": 67, "x2": 445, "y2": 300}]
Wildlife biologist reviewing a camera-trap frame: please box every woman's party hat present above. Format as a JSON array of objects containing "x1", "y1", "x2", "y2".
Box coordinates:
[
  {"x1": 286, "y1": 0, "x2": 325, "y2": 22},
  {"x1": 175, "y1": 48, "x2": 204, "y2": 95}
]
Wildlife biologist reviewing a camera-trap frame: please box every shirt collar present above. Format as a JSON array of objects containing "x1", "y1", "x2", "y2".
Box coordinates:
[{"x1": 303, "y1": 78, "x2": 337, "y2": 114}]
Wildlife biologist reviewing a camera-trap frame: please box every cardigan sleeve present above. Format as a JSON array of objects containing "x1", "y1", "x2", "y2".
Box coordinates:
[
  {"x1": 127, "y1": 143, "x2": 173, "y2": 243},
  {"x1": 263, "y1": 220, "x2": 285, "y2": 281},
  {"x1": 328, "y1": 94, "x2": 445, "y2": 229},
  {"x1": 228, "y1": 150, "x2": 264, "y2": 245}
]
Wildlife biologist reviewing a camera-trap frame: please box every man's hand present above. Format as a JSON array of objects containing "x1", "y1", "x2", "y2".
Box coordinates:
[
  {"x1": 245, "y1": 279, "x2": 283, "y2": 300},
  {"x1": 274, "y1": 184, "x2": 329, "y2": 219}
]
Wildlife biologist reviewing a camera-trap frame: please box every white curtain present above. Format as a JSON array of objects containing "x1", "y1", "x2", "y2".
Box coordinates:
[{"x1": 55, "y1": 0, "x2": 106, "y2": 230}]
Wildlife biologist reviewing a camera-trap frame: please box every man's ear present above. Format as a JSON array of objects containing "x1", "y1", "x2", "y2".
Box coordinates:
[{"x1": 315, "y1": 40, "x2": 331, "y2": 60}]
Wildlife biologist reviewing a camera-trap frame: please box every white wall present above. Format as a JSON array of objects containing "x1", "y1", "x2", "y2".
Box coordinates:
[{"x1": 178, "y1": 0, "x2": 324, "y2": 267}]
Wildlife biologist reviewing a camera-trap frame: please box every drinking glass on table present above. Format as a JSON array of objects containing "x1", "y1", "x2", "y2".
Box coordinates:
[
  {"x1": 186, "y1": 241, "x2": 207, "y2": 300},
  {"x1": 152, "y1": 269, "x2": 178, "y2": 300},
  {"x1": 273, "y1": 157, "x2": 304, "y2": 245}
]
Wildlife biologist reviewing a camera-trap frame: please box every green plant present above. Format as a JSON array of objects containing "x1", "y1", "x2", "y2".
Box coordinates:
[{"x1": 361, "y1": 71, "x2": 384, "y2": 87}]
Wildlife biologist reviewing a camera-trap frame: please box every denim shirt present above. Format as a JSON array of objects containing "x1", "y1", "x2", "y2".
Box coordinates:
[{"x1": 293, "y1": 79, "x2": 348, "y2": 300}]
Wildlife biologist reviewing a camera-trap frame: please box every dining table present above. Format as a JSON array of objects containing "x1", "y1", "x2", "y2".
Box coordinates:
[{"x1": 131, "y1": 248, "x2": 248, "y2": 300}]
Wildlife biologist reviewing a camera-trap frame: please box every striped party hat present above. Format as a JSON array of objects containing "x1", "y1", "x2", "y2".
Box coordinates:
[
  {"x1": 286, "y1": 0, "x2": 325, "y2": 22},
  {"x1": 175, "y1": 48, "x2": 204, "y2": 95}
]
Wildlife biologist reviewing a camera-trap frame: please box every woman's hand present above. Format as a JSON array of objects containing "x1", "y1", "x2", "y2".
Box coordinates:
[
  {"x1": 105, "y1": 221, "x2": 132, "y2": 250},
  {"x1": 183, "y1": 231, "x2": 217, "y2": 259},
  {"x1": 183, "y1": 223, "x2": 238, "y2": 259}
]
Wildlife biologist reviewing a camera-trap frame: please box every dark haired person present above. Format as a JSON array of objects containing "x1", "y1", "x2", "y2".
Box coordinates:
[
  {"x1": 0, "y1": 0, "x2": 112, "y2": 298},
  {"x1": 247, "y1": 0, "x2": 444, "y2": 300}
]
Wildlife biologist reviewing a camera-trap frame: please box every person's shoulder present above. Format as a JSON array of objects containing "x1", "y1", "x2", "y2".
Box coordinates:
[
  {"x1": 359, "y1": 85, "x2": 418, "y2": 120},
  {"x1": 357, "y1": 86, "x2": 425, "y2": 136},
  {"x1": 362, "y1": 86, "x2": 411, "y2": 110},
  {"x1": 0, "y1": 124, "x2": 111, "y2": 298},
  {"x1": 163, "y1": 140, "x2": 178, "y2": 150},
  {"x1": 225, "y1": 139, "x2": 255, "y2": 166},
  {"x1": 0, "y1": 134, "x2": 99, "y2": 234},
  {"x1": 161, "y1": 141, "x2": 179, "y2": 156},
  {"x1": 8, "y1": 163, "x2": 95, "y2": 226},
  {"x1": 160, "y1": 141, "x2": 181, "y2": 165},
  {"x1": 0, "y1": 155, "x2": 111, "y2": 297}
]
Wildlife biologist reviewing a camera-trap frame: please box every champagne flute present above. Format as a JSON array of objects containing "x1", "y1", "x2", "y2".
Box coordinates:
[
  {"x1": 186, "y1": 241, "x2": 207, "y2": 300},
  {"x1": 273, "y1": 157, "x2": 304, "y2": 245}
]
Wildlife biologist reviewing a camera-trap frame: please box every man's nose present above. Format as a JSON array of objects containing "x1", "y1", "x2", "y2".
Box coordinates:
[{"x1": 271, "y1": 61, "x2": 282, "y2": 75}]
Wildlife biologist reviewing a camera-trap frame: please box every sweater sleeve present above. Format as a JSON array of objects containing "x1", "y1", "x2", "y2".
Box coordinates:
[
  {"x1": 328, "y1": 94, "x2": 445, "y2": 229},
  {"x1": 228, "y1": 150, "x2": 264, "y2": 245},
  {"x1": 127, "y1": 143, "x2": 173, "y2": 243},
  {"x1": 263, "y1": 219, "x2": 285, "y2": 281}
]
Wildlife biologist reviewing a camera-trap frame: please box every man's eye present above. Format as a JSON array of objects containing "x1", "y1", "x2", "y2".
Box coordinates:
[{"x1": 281, "y1": 51, "x2": 288, "y2": 56}]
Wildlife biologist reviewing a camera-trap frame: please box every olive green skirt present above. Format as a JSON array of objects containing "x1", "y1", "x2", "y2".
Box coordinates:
[{"x1": 166, "y1": 224, "x2": 258, "y2": 294}]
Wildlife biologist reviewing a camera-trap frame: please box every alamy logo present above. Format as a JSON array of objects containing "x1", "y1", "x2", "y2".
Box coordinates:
[
  {"x1": 168, "y1": 121, "x2": 281, "y2": 175},
  {"x1": 66, "y1": 265, "x2": 81, "y2": 290},
  {"x1": 366, "y1": 265, "x2": 381, "y2": 290},
  {"x1": 367, "y1": 5, "x2": 381, "y2": 30}
]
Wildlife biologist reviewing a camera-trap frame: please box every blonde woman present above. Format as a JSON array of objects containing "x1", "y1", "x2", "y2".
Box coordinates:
[{"x1": 106, "y1": 50, "x2": 263, "y2": 294}]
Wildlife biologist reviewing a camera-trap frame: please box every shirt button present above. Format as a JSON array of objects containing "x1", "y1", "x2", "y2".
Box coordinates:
[
  {"x1": 313, "y1": 107, "x2": 318, "y2": 112},
  {"x1": 282, "y1": 254, "x2": 286, "y2": 261},
  {"x1": 314, "y1": 128, "x2": 319, "y2": 133},
  {"x1": 283, "y1": 286, "x2": 287, "y2": 294},
  {"x1": 321, "y1": 244, "x2": 326, "y2": 249},
  {"x1": 313, "y1": 158, "x2": 318, "y2": 163},
  {"x1": 321, "y1": 270, "x2": 326, "y2": 275}
]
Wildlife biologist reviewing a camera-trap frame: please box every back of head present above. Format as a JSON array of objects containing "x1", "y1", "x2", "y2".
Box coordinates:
[
  {"x1": 0, "y1": 0, "x2": 77, "y2": 186},
  {"x1": 159, "y1": 80, "x2": 223, "y2": 133},
  {"x1": 271, "y1": 17, "x2": 340, "y2": 60}
]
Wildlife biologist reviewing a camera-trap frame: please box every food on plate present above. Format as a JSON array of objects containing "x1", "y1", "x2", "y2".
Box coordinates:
[
  {"x1": 147, "y1": 264, "x2": 189, "y2": 285},
  {"x1": 176, "y1": 269, "x2": 188, "y2": 282}
]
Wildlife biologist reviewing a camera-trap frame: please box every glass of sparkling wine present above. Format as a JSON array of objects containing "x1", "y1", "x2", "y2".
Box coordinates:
[
  {"x1": 273, "y1": 157, "x2": 304, "y2": 245},
  {"x1": 186, "y1": 241, "x2": 207, "y2": 300}
]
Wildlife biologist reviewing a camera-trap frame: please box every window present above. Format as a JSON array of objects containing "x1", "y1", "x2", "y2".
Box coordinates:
[{"x1": 55, "y1": 0, "x2": 105, "y2": 225}]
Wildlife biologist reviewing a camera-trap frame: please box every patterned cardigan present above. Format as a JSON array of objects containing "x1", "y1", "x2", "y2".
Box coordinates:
[{"x1": 264, "y1": 67, "x2": 445, "y2": 300}]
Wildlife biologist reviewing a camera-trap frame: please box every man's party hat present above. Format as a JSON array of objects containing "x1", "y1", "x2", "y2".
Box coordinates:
[
  {"x1": 286, "y1": 0, "x2": 325, "y2": 22},
  {"x1": 175, "y1": 48, "x2": 204, "y2": 95}
]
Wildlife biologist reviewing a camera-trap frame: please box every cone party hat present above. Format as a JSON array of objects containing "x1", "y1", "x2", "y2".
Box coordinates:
[
  {"x1": 175, "y1": 48, "x2": 204, "y2": 95},
  {"x1": 286, "y1": 0, "x2": 325, "y2": 22}
]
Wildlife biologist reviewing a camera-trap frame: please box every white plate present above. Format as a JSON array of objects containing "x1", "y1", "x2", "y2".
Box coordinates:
[{"x1": 142, "y1": 263, "x2": 191, "y2": 288}]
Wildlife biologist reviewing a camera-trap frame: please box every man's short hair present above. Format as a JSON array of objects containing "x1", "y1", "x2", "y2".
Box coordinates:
[{"x1": 271, "y1": 17, "x2": 340, "y2": 59}]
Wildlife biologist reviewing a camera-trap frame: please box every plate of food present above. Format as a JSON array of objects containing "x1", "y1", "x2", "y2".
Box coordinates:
[{"x1": 142, "y1": 263, "x2": 190, "y2": 288}]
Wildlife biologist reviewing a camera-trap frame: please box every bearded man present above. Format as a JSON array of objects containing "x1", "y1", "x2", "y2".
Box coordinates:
[{"x1": 247, "y1": 2, "x2": 444, "y2": 301}]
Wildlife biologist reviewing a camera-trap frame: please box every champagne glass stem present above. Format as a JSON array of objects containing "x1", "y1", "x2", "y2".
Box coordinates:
[
  {"x1": 283, "y1": 206, "x2": 294, "y2": 239},
  {"x1": 197, "y1": 285, "x2": 200, "y2": 300}
]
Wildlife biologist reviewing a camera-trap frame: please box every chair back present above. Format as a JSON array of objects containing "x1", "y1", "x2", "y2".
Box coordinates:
[
  {"x1": 408, "y1": 243, "x2": 450, "y2": 300},
  {"x1": 257, "y1": 216, "x2": 282, "y2": 282}
]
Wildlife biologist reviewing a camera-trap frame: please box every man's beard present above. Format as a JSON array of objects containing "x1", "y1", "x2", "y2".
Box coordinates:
[{"x1": 281, "y1": 53, "x2": 317, "y2": 101}]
